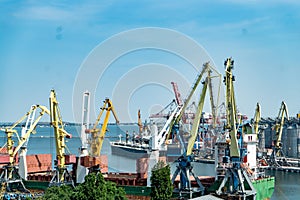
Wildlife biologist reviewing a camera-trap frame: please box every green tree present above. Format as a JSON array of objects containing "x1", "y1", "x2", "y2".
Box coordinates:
[
  {"x1": 150, "y1": 161, "x2": 173, "y2": 200},
  {"x1": 40, "y1": 185, "x2": 73, "y2": 200},
  {"x1": 39, "y1": 173, "x2": 127, "y2": 200},
  {"x1": 72, "y1": 172, "x2": 127, "y2": 200}
]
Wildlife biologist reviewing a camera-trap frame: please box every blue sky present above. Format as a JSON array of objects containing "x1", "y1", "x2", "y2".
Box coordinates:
[{"x1": 0, "y1": 0, "x2": 300, "y2": 123}]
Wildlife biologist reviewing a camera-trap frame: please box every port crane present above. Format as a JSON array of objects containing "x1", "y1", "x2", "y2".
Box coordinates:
[
  {"x1": 0, "y1": 105, "x2": 49, "y2": 194},
  {"x1": 18, "y1": 106, "x2": 38, "y2": 181},
  {"x1": 171, "y1": 82, "x2": 183, "y2": 107},
  {"x1": 152, "y1": 62, "x2": 221, "y2": 150},
  {"x1": 167, "y1": 63, "x2": 221, "y2": 143},
  {"x1": 171, "y1": 78, "x2": 208, "y2": 198},
  {"x1": 215, "y1": 58, "x2": 256, "y2": 198},
  {"x1": 149, "y1": 99, "x2": 177, "y2": 119},
  {"x1": 253, "y1": 103, "x2": 266, "y2": 153},
  {"x1": 86, "y1": 98, "x2": 119, "y2": 157},
  {"x1": 77, "y1": 95, "x2": 119, "y2": 182},
  {"x1": 76, "y1": 90, "x2": 91, "y2": 183},
  {"x1": 165, "y1": 63, "x2": 210, "y2": 143},
  {"x1": 269, "y1": 101, "x2": 290, "y2": 167},
  {"x1": 253, "y1": 103, "x2": 261, "y2": 135},
  {"x1": 49, "y1": 89, "x2": 74, "y2": 187}
]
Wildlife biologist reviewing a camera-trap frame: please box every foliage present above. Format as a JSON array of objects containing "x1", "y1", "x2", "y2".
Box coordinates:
[
  {"x1": 150, "y1": 161, "x2": 173, "y2": 200},
  {"x1": 38, "y1": 173, "x2": 127, "y2": 200},
  {"x1": 72, "y1": 172, "x2": 127, "y2": 200},
  {"x1": 39, "y1": 185, "x2": 73, "y2": 200}
]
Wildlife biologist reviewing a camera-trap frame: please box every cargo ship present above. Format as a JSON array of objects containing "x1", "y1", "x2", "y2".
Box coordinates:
[
  {"x1": 110, "y1": 132, "x2": 152, "y2": 159},
  {"x1": 110, "y1": 141, "x2": 151, "y2": 159}
]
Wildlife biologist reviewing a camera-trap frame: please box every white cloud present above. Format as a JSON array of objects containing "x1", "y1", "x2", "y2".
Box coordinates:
[
  {"x1": 12, "y1": 1, "x2": 113, "y2": 22},
  {"x1": 13, "y1": 6, "x2": 74, "y2": 21}
]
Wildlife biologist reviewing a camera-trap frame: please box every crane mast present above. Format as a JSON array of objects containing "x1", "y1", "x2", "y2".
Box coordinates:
[
  {"x1": 253, "y1": 103, "x2": 261, "y2": 135},
  {"x1": 165, "y1": 63, "x2": 210, "y2": 143},
  {"x1": 224, "y1": 58, "x2": 240, "y2": 158},
  {"x1": 216, "y1": 58, "x2": 256, "y2": 198},
  {"x1": 0, "y1": 105, "x2": 49, "y2": 194},
  {"x1": 80, "y1": 90, "x2": 90, "y2": 152},
  {"x1": 76, "y1": 91, "x2": 91, "y2": 184},
  {"x1": 274, "y1": 101, "x2": 289, "y2": 157},
  {"x1": 87, "y1": 98, "x2": 119, "y2": 157},
  {"x1": 49, "y1": 89, "x2": 73, "y2": 187},
  {"x1": 171, "y1": 79, "x2": 209, "y2": 198},
  {"x1": 186, "y1": 79, "x2": 208, "y2": 156},
  {"x1": 169, "y1": 61, "x2": 221, "y2": 198},
  {"x1": 207, "y1": 69, "x2": 220, "y2": 128},
  {"x1": 171, "y1": 82, "x2": 183, "y2": 106}
]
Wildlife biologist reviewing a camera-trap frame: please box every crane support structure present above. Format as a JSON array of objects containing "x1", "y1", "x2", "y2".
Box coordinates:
[
  {"x1": 49, "y1": 90, "x2": 72, "y2": 170},
  {"x1": 87, "y1": 98, "x2": 119, "y2": 157},
  {"x1": 186, "y1": 79, "x2": 208, "y2": 156},
  {"x1": 224, "y1": 58, "x2": 240, "y2": 158},
  {"x1": 76, "y1": 91, "x2": 91, "y2": 184},
  {"x1": 171, "y1": 82, "x2": 183, "y2": 106},
  {"x1": 165, "y1": 63, "x2": 210, "y2": 143},
  {"x1": 274, "y1": 101, "x2": 289, "y2": 157},
  {"x1": 0, "y1": 105, "x2": 49, "y2": 195},
  {"x1": 253, "y1": 103, "x2": 261, "y2": 135},
  {"x1": 49, "y1": 89, "x2": 73, "y2": 187},
  {"x1": 216, "y1": 58, "x2": 256, "y2": 198},
  {"x1": 166, "y1": 62, "x2": 221, "y2": 143},
  {"x1": 171, "y1": 79, "x2": 208, "y2": 198},
  {"x1": 80, "y1": 90, "x2": 90, "y2": 151},
  {"x1": 1, "y1": 105, "x2": 50, "y2": 167},
  {"x1": 207, "y1": 69, "x2": 219, "y2": 128}
]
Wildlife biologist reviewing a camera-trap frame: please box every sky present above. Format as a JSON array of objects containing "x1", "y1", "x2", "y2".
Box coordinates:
[{"x1": 0, "y1": 0, "x2": 300, "y2": 123}]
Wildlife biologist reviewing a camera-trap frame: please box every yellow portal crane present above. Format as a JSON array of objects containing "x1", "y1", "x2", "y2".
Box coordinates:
[
  {"x1": 171, "y1": 78, "x2": 209, "y2": 198},
  {"x1": 216, "y1": 58, "x2": 256, "y2": 197},
  {"x1": 164, "y1": 63, "x2": 210, "y2": 143},
  {"x1": 273, "y1": 101, "x2": 289, "y2": 157},
  {"x1": 224, "y1": 58, "x2": 240, "y2": 158},
  {"x1": 0, "y1": 105, "x2": 49, "y2": 194},
  {"x1": 253, "y1": 103, "x2": 261, "y2": 135},
  {"x1": 49, "y1": 89, "x2": 73, "y2": 186},
  {"x1": 207, "y1": 68, "x2": 220, "y2": 128},
  {"x1": 186, "y1": 79, "x2": 208, "y2": 156},
  {"x1": 87, "y1": 98, "x2": 119, "y2": 157}
]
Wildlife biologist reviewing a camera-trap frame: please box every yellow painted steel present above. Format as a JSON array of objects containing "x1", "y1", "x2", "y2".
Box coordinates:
[
  {"x1": 224, "y1": 58, "x2": 240, "y2": 158},
  {"x1": 186, "y1": 79, "x2": 208, "y2": 156},
  {"x1": 165, "y1": 63, "x2": 209, "y2": 142},
  {"x1": 274, "y1": 101, "x2": 289, "y2": 154},
  {"x1": 49, "y1": 90, "x2": 71, "y2": 173},
  {"x1": 89, "y1": 98, "x2": 119, "y2": 157},
  {"x1": 253, "y1": 103, "x2": 261, "y2": 135},
  {"x1": 0, "y1": 105, "x2": 49, "y2": 178}
]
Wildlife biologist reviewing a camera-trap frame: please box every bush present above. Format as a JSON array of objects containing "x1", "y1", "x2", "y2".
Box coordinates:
[
  {"x1": 40, "y1": 185, "x2": 73, "y2": 200},
  {"x1": 39, "y1": 173, "x2": 127, "y2": 200},
  {"x1": 150, "y1": 161, "x2": 173, "y2": 200},
  {"x1": 72, "y1": 173, "x2": 127, "y2": 200}
]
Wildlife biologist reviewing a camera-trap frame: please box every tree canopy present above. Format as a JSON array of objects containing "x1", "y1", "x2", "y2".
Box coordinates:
[
  {"x1": 150, "y1": 161, "x2": 173, "y2": 200},
  {"x1": 38, "y1": 173, "x2": 127, "y2": 200}
]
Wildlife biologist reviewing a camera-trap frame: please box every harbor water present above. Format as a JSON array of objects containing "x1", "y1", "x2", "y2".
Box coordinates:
[{"x1": 1, "y1": 124, "x2": 299, "y2": 199}]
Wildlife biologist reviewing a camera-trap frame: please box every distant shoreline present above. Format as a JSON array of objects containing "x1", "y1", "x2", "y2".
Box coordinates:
[{"x1": 0, "y1": 122, "x2": 138, "y2": 127}]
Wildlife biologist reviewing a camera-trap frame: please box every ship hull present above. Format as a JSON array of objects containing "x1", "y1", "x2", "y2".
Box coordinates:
[
  {"x1": 252, "y1": 176, "x2": 275, "y2": 200},
  {"x1": 110, "y1": 142, "x2": 150, "y2": 159}
]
